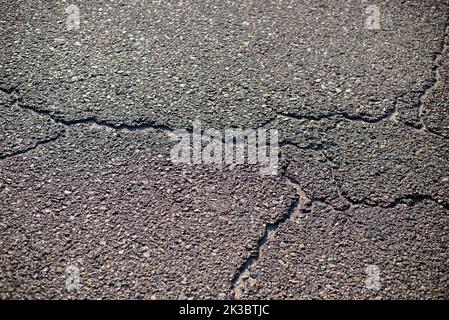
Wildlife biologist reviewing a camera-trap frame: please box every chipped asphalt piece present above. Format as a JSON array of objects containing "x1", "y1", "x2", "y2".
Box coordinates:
[{"x1": 0, "y1": 0, "x2": 448, "y2": 299}]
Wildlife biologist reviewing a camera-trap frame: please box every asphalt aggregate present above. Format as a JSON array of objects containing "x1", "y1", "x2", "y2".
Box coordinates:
[{"x1": 0, "y1": 0, "x2": 448, "y2": 299}]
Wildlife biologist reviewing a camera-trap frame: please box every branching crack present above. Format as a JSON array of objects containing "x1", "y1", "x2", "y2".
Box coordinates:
[
  {"x1": 0, "y1": 88, "x2": 180, "y2": 159},
  {"x1": 2, "y1": 24, "x2": 448, "y2": 299},
  {"x1": 272, "y1": 20, "x2": 449, "y2": 138}
]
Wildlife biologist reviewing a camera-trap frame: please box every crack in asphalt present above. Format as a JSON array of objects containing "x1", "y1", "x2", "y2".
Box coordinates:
[
  {"x1": 2, "y1": 86, "x2": 304, "y2": 298},
  {"x1": 321, "y1": 151, "x2": 449, "y2": 210},
  {"x1": 0, "y1": 130, "x2": 64, "y2": 160},
  {"x1": 417, "y1": 22, "x2": 449, "y2": 135},
  {"x1": 230, "y1": 183, "x2": 300, "y2": 299},
  {"x1": 229, "y1": 146, "x2": 308, "y2": 299},
  {"x1": 279, "y1": 140, "x2": 326, "y2": 151},
  {"x1": 0, "y1": 87, "x2": 176, "y2": 134},
  {"x1": 321, "y1": 152, "x2": 353, "y2": 211},
  {"x1": 0, "y1": 90, "x2": 67, "y2": 160},
  {"x1": 281, "y1": 147, "x2": 449, "y2": 212},
  {"x1": 2, "y1": 22, "x2": 448, "y2": 295},
  {"x1": 343, "y1": 193, "x2": 449, "y2": 211},
  {"x1": 275, "y1": 88, "x2": 447, "y2": 141},
  {"x1": 16, "y1": 101, "x2": 175, "y2": 133},
  {"x1": 0, "y1": 88, "x2": 177, "y2": 160},
  {"x1": 276, "y1": 109, "x2": 396, "y2": 124},
  {"x1": 270, "y1": 18, "x2": 448, "y2": 138}
]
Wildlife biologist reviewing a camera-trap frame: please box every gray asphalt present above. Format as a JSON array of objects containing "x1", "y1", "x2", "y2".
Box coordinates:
[{"x1": 0, "y1": 0, "x2": 448, "y2": 299}]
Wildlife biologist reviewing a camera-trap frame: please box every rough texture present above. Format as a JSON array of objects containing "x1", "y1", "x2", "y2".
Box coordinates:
[
  {"x1": 0, "y1": 93, "x2": 64, "y2": 159},
  {"x1": 236, "y1": 201, "x2": 449, "y2": 299},
  {"x1": 0, "y1": 125, "x2": 295, "y2": 299},
  {"x1": 1, "y1": 0, "x2": 448, "y2": 299}
]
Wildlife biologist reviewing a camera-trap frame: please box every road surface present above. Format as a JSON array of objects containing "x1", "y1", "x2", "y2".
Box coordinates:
[{"x1": 0, "y1": 0, "x2": 448, "y2": 299}]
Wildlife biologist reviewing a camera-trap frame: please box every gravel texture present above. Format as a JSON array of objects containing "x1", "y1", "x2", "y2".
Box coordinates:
[
  {"x1": 236, "y1": 200, "x2": 449, "y2": 299},
  {"x1": 0, "y1": 0, "x2": 448, "y2": 299},
  {"x1": 0, "y1": 125, "x2": 295, "y2": 299}
]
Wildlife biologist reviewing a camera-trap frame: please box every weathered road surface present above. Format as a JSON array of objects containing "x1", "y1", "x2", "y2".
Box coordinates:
[{"x1": 1, "y1": 0, "x2": 448, "y2": 299}]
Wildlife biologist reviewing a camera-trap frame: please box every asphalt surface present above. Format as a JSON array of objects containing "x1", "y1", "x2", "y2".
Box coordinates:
[{"x1": 0, "y1": 0, "x2": 448, "y2": 299}]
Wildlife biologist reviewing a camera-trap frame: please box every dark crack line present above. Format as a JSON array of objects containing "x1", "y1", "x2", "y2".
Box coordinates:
[
  {"x1": 17, "y1": 100, "x2": 175, "y2": 133},
  {"x1": 0, "y1": 131, "x2": 64, "y2": 160},
  {"x1": 0, "y1": 87, "x2": 177, "y2": 133},
  {"x1": 321, "y1": 151, "x2": 449, "y2": 210},
  {"x1": 286, "y1": 161, "x2": 449, "y2": 211},
  {"x1": 281, "y1": 146, "x2": 449, "y2": 211},
  {"x1": 275, "y1": 109, "x2": 395, "y2": 124},
  {"x1": 0, "y1": 19, "x2": 447, "y2": 301},
  {"x1": 229, "y1": 145, "x2": 304, "y2": 298},
  {"x1": 230, "y1": 192, "x2": 300, "y2": 298},
  {"x1": 254, "y1": 114, "x2": 278, "y2": 130},
  {"x1": 0, "y1": 90, "x2": 67, "y2": 160},
  {"x1": 4, "y1": 87, "x2": 305, "y2": 300},
  {"x1": 416, "y1": 21, "x2": 449, "y2": 136},
  {"x1": 280, "y1": 145, "x2": 352, "y2": 212},
  {"x1": 321, "y1": 151, "x2": 353, "y2": 210},
  {"x1": 344, "y1": 194, "x2": 449, "y2": 211},
  {"x1": 0, "y1": 91, "x2": 175, "y2": 161},
  {"x1": 320, "y1": 152, "x2": 449, "y2": 210},
  {"x1": 385, "y1": 194, "x2": 449, "y2": 210},
  {"x1": 275, "y1": 18, "x2": 448, "y2": 138},
  {"x1": 289, "y1": 177, "x2": 347, "y2": 209},
  {"x1": 279, "y1": 139, "x2": 325, "y2": 151},
  {"x1": 10, "y1": 90, "x2": 281, "y2": 137}
]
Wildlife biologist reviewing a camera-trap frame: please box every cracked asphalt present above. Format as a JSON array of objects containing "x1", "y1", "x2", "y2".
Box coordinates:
[{"x1": 0, "y1": 0, "x2": 448, "y2": 299}]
